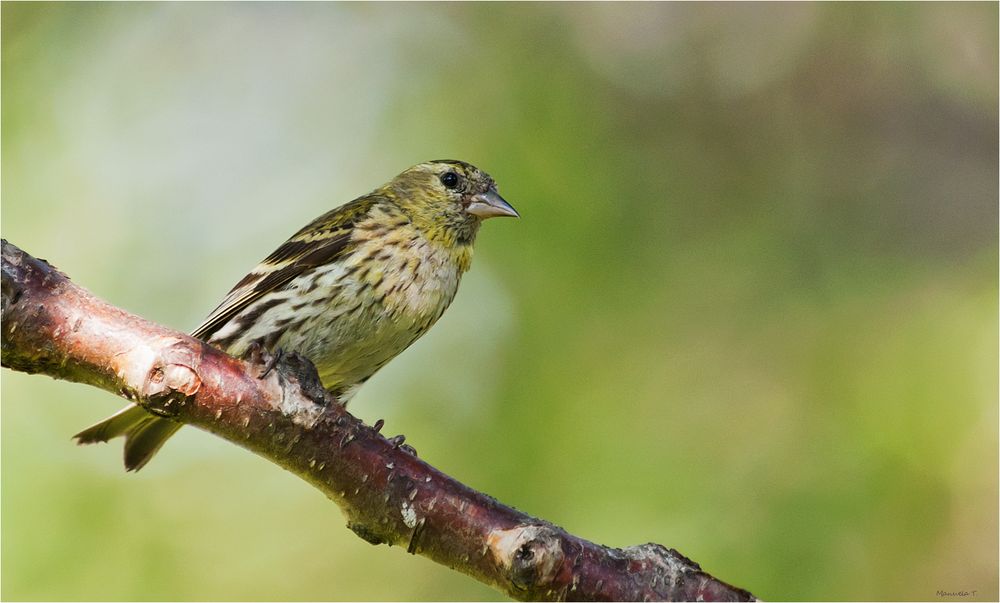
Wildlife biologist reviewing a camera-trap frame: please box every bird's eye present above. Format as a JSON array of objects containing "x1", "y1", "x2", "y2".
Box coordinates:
[{"x1": 440, "y1": 171, "x2": 459, "y2": 189}]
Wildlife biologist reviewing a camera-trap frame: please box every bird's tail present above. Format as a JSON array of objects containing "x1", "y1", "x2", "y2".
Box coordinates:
[{"x1": 74, "y1": 404, "x2": 182, "y2": 472}]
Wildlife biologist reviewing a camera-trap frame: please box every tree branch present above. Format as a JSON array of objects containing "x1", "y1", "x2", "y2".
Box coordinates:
[{"x1": 1, "y1": 239, "x2": 757, "y2": 602}]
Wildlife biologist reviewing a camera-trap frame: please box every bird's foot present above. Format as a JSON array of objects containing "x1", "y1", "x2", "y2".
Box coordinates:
[
  {"x1": 242, "y1": 341, "x2": 274, "y2": 372},
  {"x1": 258, "y1": 347, "x2": 285, "y2": 379},
  {"x1": 242, "y1": 343, "x2": 328, "y2": 405}
]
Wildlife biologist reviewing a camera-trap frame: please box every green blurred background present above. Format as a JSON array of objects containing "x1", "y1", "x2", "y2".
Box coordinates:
[{"x1": 2, "y1": 3, "x2": 997, "y2": 601}]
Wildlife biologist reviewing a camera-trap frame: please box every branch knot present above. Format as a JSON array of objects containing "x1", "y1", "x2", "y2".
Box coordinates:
[{"x1": 488, "y1": 524, "x2": 565, "y2": 592}]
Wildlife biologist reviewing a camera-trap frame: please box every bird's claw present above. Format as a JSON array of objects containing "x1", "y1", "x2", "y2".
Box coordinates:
[
  {"x1": 242, "y1": 341, "x2": 265, "y2": 364},
  {"x1": 258, "y1": 347, "x2": 285, "y2": 379}
]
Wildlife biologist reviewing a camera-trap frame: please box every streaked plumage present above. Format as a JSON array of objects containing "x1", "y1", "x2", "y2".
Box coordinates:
[{"x1": 75, "y1": 160, "x2": 517, "y2": 470}]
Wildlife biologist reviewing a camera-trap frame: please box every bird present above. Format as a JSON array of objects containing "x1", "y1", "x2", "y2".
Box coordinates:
[{"x1": 74, "y1": 159, "x2": 518, "y2": 471}]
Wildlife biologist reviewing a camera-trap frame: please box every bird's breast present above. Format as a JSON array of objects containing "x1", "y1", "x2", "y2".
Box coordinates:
[
  {"x1": 349, "y1": 224, "x2": 470, "y2": 322},
  {"x1": 287, "y1": 226, "x2": 471, "y2": 391}
]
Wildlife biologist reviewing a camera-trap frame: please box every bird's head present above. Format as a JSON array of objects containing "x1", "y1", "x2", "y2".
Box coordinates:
[{"x1": 388, "y1": 160, "x2": 518, "y2": 245}]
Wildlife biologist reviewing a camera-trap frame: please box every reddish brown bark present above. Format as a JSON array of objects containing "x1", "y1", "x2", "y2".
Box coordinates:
[{"x1": 1, "y1": 239, "x2": 757, "y2": 602}]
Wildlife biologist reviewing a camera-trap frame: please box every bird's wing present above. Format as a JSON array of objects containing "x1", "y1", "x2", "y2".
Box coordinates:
[{"x1": 191, "y1": 196, "x2": 379, "y2": 342}]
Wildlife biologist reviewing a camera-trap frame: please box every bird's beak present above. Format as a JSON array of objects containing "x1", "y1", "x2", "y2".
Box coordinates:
[{"x1": 466, "y1": 189, "x2": 519, "y2": 219}]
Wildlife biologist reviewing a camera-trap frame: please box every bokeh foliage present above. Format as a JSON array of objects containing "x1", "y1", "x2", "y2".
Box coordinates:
[{"x1": 2, "y1": 3, "x2": 997, "y2": 601}]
